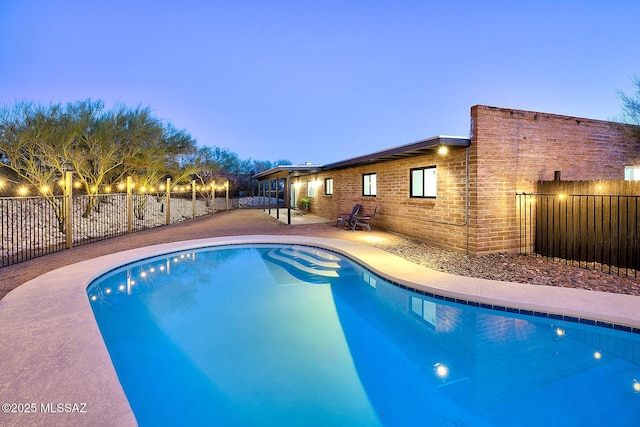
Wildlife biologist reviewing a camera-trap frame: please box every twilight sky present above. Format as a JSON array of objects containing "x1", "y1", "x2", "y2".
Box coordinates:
[{"x1": 1, "y1": 0, "x2": 639, "y2": 165}]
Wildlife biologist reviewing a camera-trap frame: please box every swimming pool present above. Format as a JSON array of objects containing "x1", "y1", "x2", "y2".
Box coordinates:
[{"x1": 88, "y1": 244, "x2": 640, "y2": 426}]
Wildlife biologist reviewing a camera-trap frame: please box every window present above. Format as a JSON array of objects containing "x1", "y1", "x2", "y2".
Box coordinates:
[
  {"x1": 307, "y1": 180, "x2": 317, "y2": 198},
  {"x1": 411, "y1": 166, "x2": 437, "y2": 198},
  {"x1": 363, "y1": 173, "x2": 377, "y2": 196},
  {"x1": 625, "y1": 166, "x2": 640, "y2": 181},
  {"x1": 325, "y1": 178, "x2": 333, "y2": 195}
]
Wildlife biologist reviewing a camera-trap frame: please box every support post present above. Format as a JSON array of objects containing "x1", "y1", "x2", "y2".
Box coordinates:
[
  {"x1": 225, "y1": 181, "x2": 229, "y2": 211},
  {"x1": 192, "y1": 180, "x2": 196, "y2": 219},
  {"x1": 286, "y1": 173, "x2": 292, "y2": 224},
  {"x1": 275, "y1": 178, "x2": 280, "y2": 219},
  {"x1": 65, "y1": 171, "x2": 73, "y2": 249},
  {"x1": 127, "y1": 176, "x2": 133, "y2": 234},
  {"x1": 166, "y1": 177, "x2": 171, "y2": 225}
]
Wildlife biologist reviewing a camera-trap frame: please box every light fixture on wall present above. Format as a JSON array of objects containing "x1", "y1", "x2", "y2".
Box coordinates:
[{"x1": 438, "y1": 145, "x2": 448, "y2": 155}]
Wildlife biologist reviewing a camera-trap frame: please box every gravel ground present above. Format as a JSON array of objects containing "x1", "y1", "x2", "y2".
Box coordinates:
[
  {"x1": 369, "y1": 236, "x2": 640, "y2": 296},
  {"x1": 1, "y1": 209, "x2": 638, "y2": 299}
]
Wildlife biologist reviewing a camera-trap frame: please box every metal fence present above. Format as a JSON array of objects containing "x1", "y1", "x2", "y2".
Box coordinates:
[
  {"x1": 0, "y1": 196, "x2": 69, "y2": 265},
  {"x1": 0, "y1": 192, "x2": 218, "y2": 268},
  {"x1": 517, "y1": 192, "x2": 639, "y2": 278}
]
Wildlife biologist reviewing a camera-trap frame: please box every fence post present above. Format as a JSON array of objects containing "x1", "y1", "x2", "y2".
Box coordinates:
[
  {"x1": 166, "y1": 177, "x2": 171, "y2": 225},
  {"x1": 65, "y1": 171, "x2": 73, "y2": 249},
  {"x1": 127, "y1": 176, "x2": 132, "y2": 234},
  {"x1": 225, "y1": 180, "x2": 229, "y2": 211},
  {"x1": 192, "y1": 180, "x2": 196, "y2": 219}
]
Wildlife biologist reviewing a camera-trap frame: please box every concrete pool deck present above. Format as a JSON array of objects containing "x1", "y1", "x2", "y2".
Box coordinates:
[{"x1": 1, "y1": 211, "x2": 640, "y2": 425}]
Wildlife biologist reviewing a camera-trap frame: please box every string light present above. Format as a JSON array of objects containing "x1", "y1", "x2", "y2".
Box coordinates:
[{"x1": 0, "y1": 177, "x2": 212, "y2": 196}]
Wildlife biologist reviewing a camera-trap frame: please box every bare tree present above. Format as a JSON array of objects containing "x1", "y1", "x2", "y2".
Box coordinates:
[{"x1": 617, "y1": 76, "x2": 640, "y2": 139}]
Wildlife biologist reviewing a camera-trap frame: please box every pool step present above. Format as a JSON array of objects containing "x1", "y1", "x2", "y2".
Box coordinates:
[{"x1": 266, "y1": 249, "x2": 340, "y2": 278}]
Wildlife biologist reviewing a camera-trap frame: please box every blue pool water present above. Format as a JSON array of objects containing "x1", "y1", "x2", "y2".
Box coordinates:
[{"x1": 88, "y1": 244, "x2": 640, "y2": 426}]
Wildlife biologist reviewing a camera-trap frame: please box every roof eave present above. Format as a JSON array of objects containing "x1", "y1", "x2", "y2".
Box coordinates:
[{"x1": 322, "y1": 135, "x2": 470, "y2": 170}]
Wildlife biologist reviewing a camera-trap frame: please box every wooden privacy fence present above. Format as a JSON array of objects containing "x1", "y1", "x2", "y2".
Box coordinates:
[{"x1": 517, "y1": 180, "x2": 640, "y2": 278}]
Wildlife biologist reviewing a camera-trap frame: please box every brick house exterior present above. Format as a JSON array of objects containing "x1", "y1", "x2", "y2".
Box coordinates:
[{"x1": 255, "y1": 105, "x2": 639, "y2": 255}]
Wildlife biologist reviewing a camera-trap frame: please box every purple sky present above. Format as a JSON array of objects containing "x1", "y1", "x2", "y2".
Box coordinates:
[{"x1": 1, "y1": 0, "x2": 639, "y2": 165}]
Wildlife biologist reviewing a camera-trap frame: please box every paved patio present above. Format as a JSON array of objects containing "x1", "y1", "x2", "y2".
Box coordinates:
[{"x1": 1, "y1": 209, "x2": 639, "y2": 426}]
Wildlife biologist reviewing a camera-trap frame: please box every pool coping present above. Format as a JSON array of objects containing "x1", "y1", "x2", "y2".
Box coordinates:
[{"x1": 1, "y1": 235, "x2": 639, "y2": 426}]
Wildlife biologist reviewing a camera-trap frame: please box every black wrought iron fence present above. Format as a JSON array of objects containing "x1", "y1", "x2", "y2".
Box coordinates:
[
  {"x1": 517, "y1": 192, "x2": 639, "y2": 278},
  {"x1": 0, "y1": 193, "x2": 217, "y2": 268},
  {"x1": 0, "y1": 196, "x2": 68, "y2": 266}
]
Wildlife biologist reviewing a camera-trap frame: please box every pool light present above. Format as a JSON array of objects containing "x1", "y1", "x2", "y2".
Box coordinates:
[
  {"x1": 633, "y1": 379, "x2": 640, "y2": 393},
  {"x1": 434, "y1": 363, "x2": 449, "y2": 379}
]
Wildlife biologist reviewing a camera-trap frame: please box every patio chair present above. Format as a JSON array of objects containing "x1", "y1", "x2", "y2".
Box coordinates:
[
  {"x1": 352, "y1": 206, "x2": 377, "y2": 231},
  {"x1": 336, "y1": 204, "x2": 362, "y2": 229}
]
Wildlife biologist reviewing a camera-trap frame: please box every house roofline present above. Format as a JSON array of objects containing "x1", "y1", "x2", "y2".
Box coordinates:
[
  {"x1": 322, "y1": 135, "x2": 470, "y2": 171},
  {"x1": 253, "y1": 135, "x2": 470, "y2": 180}
]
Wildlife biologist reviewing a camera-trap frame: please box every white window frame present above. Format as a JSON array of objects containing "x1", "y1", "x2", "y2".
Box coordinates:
[
  {"x1": 307, "y1": 180, "x2": 317, "y2": 198},
  {"x1": 624, "y1": 166, "x2": 640, "y2": 181}
]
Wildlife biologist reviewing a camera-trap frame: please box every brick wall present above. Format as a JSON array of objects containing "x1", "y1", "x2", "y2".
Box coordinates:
[
  {"x1": 291, "y1": 105, "x2": 639, "y2": 255},
  {"x1": 295, "y1": 147, "x2": 471, "y2": 253},
  {"x1": 471, "y1": 105, "x2": 639, "y2": 254}
]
